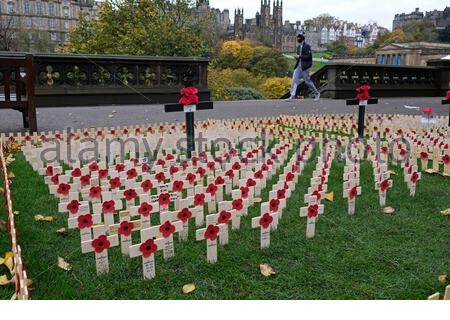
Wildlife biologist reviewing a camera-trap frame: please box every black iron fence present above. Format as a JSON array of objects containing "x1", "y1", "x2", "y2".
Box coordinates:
[{"x1": 0, "y1": 52, "x2": 210, "y2": 106}]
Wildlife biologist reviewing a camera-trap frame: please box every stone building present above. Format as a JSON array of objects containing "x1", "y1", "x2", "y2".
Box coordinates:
[
  {"x1": 375, "y1": 42, "x2": 450, "y2": 66},
  {"x1": 0, "y1": 0, "x2": 99, "y2": 50},
  {"x1": 196, "y1": 0, "x2": 231, "y2": 31},
  {"x1": 393, "y1": 7, "x2": 450, "y2": 30}
]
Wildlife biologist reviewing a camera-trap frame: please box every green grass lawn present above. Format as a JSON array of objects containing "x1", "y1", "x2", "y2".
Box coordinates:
[
  {"x1": 285, "y1": 53, "x2": 330, "y2": 74},
  {"x1": 1, "y1": 144, "x2": 449, "y2": 299}
]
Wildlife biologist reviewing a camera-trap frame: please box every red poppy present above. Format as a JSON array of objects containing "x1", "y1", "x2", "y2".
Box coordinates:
[
  {"x1": 180, "y1": 161, "x2": 189, "y2": 171},
  {"x1": 349, "y1": 186, "x2": 358, "y2": 200},
  {"x1": 102, "y1": 200, "x2": 116, "y2": 214},
  {"x1": 159, "y1": 193, "x2": 170, "y2": 208},
  {"x1": 269, "y1": 199, "x2": 280, "y2": 212},
  {"x1": 57, "y1": 183, "x2": 71, "y2": 196},
  {"x1": 71, "y1": 168, "x2": 82, "y2": 178},
  {"x1": 155, "y1": 172, "x2": 166, "y2": 183},
  {"x1": 307, "y1": 204, "x2": 319, "y2": 218},
  {"x1": 232, "y1": 162, "x2": 241, "y2": 171},
  {"x1": 259, "y1": 213, "x2": 273, "y2": 229},
  {"x1": 80, "y1": 175, "x2": 91, "y2": 187},
  {"x1": 156, "y1": 159, "x2": 166, "y2": 167},
  {"x1": 51, "y1": 174, "x2": 60, "y2": 185},
  {"x1": 126, "y1": 168, "x2": 138, "y2": 180},
  {"x1": 89, "y1": 186, "x2": 102, "y2": 199},
  {"x1": 286, "y1": 172, "x2": 295, "y2": 182},
  {"x1": 179, "y1": 86, "x2": 199, "y2": 106},
  {"x1": 381, "y1": 146, "x2": 389, "y2": 154},
  {"x1": 218, "y1": 211, "x2": 231, "y2": 224},
  {"x1": 420, "y1": 152, "x2": 428, "y2": 161},
  {"x1": 186, "y1": 173, "x2": 196, "y2": 185},
  {"x1": 225, "y1": 170, "x2": 234, "y2": 179},
  {"x1": 172, "y1": 180, "x2": 184, "y2": 192},
  {"x1": 277, "y1": 189, "x2": 286, "y2": 199},
  {"x1": 177, "y1": 208, "x2": 192, "y2": 223},
  {"x1": 442, "y1": 154, "x2": 450, "y2": 165},
  {"x1": 25, "y1": 135, "x2": 31, "y2": 142},
  {"x1": 115, "y1": 164, "x2": 125, "y2": 172},
  {"x1": 194, "y1": 193, "x2": 205, "y2": 206},
  {"x1": 232, "y1": 199, "x2": 243, "y2": 211},
  {"x1": 45, "y1": 166, "x2": 54, "y2": 176},
  {"x1": 400, "y1": 149, "x2": 407, "y2": 157},
  {"x1": 92, "y1": 235, "x2": 111, "y2": 254},
  {"x1": 138, "y1": 202, "x2": 153, "y2": 217},
  {"x1": 204, "y1": 224, "x2": 220, "y2": 241},
  {"x1": 247, "y1": 179, "x2": 256, "y2": 187},
  {"x1": 169, "y1": 166, "x2": 179, "y2": 175},
  {"x1": 118, "y1": 221, "x2": 134, "y2": 237},
  {"x1": 199, "y1": 151, "x2": 207, "y2": 159},
  {"x1": 77, "y1": 214, "x2": 93, "y2": 229},
  {"x1": 241, "y1": 157, "x2": 249, "y2": 165},
  {"x1": 141, "y1": 180, "x2": 153, "y2": 193},
  {"x1": 159, "y1": 221, "x2": 176, "y2": 238},
  {"x1": 206, "y1": 183, "x2": 218, "y2": 196},
  {"x1": 191, "y1": 157, "x2": 199, "y2": 166},
  {"x1": 67, "y1": 200, "x2": 80, "y2": 215},
  {"x1": 124, "y1": 189, "x2": 137, "y2": 201},
  {"x1": 142, "y1": 163, "x2": 151, "y2": 173},
  {"x1": 207, "y1": 162, "x2": 215, "y2": 171},
  {"x1": 40, "y1": 134, "x2": 46, "y2": 141},
  {"x1": 89, "y1": 162, "x2": 99, "y2": 172},
  {"x1": 411, "y1": 172, "x2": 419, "y2": 184},
  {"x1": 123, "y1": 128, "x2": 129, "y2": 135},
  {"x1": 109, "y1": 177, "x2": 121, "y2": 190},
  {"x1": 380, "y1": 179, "x2": 390, "y2": 192},
  {"x1": 215, "y1": 176, "x2": 225, "y2": 185},
  {"x1": 196, "y1": 167, "x2": 206, "y2": 177},
  {"x1": 254, "y1": 170, "x2": 263, "y2": 180},
  {"x1": 240, "y1": 186, "x2": 249, "y2": 199},
  {"x1": 97, "y1": 169, "x2": 108, "y2": 180},
  {"x1": 139, "y1": 239, "x2": 158, "y2": 258}
]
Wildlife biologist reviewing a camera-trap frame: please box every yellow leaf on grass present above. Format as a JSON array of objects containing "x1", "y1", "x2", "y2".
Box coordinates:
[
  {"x1": 57, "y1": 257, "x2": 72, "y2": 271},
  {"x1": 0, "y1": 275, "x2": 12, "y2": 286},
  {"x1": 438, "y1": 274, "x2": 448, "y2": 283},
  {"x1": 0, "y1": 187, "x2": 4, "y2": 195},
  {"x1": 387, "y1": 170, "x2": 397, "y2": 175},
  {"x1": 13, "y1": 211, "x2": 19, "y2": 215},
  {"x1": 182, "y1": 283, "x2": 196, "y2": 294},
  {"x1": 56, "y1": 227, "x2": 68, "y2": 236},
  {"x1": 8, "y1": 171, "x2": 14, "y2": 178},
  {"x1": 440, "y1": 208, "x2": 450, "y2": 217},
  {"x1": 425, "y1": 169, "x2": 436, "y2": 174},
  {"x1": 325, "y1": 192, "x2": 334, "y2": 202},
  {"x1": 382, "y1": 207, "x2": 395, "y2": 214},
  {"x1": 34, "y1": 215, "x2": 53, "y2": 222},
  {"x1": 260, "y1": 263, "x2": 276, "y2": 277},
  {"x1": 3, "y1": 252, "x2": 14, "y2": 273}
]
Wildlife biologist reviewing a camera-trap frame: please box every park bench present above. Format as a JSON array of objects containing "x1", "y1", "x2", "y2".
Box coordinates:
[{"x1": 0, "y1": 54, "x2": 37, "y2": 132}]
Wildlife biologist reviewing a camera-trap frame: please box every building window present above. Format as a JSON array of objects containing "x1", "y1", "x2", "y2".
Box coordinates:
[
  {"x1": 49, "y1": 3, "x2": 55, "y2": 16},
  {"x1": 49, "y1": 18, "x2": 56, "y2": 30},
  {"x1": 37, "y1": 17, "x2": 45, "y2": 28},
  {"x1": 391, "y1": 54, "x2": 396, "y2": 65},
  {"x1": 397, "y1": 54, "x2": 402, "y2": 65},
  {"x1": 25, "y1": 17, "x2": 32, "y2": 28},
  {"x1": 24, "y1": 1, "x2": 30, "y2": 14},
  {"x1": 50, "y1": 32, "x2": 57, "y2": 41},
  {"x1": 36, "y1": 2, "x2": 44, "y2": 15},
  {"x1": 8, "y1": 3, "x2": 14, "y2": 13},
  {"x1": 381, "y1": 55, "x2": 386, "y2": 64},
  {"x1": 64, "y1": 21, "x2": 69, "y2": 30}
]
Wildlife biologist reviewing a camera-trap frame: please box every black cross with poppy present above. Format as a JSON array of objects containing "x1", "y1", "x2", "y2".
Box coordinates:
[
  {"x1": 442, "y1": 98, "x2": 450, "y2": 127},
  {"x1": 346, "y1": 84, "x2": 378, "y2": 139},
  {"x1": 164, "y1": 70, "x2": 213, "y2": 159}
]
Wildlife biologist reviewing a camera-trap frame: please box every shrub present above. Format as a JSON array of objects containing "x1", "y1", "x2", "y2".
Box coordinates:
[
  {"x1": 223, "y1": 87, "x2": 263, "y2": 101},
  {"x1": 259, "y1": 77, "x2": 292, "y2": 99},
  {"x1": 208, "y1": 68, "x2": 263, "y2": 101}
]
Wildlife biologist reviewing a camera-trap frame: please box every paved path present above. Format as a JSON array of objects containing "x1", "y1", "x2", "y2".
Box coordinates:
[{"x1": 0, "y1": 97, "x2": 447, "y2": 133}]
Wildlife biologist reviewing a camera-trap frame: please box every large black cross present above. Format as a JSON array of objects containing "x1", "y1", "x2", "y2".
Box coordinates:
[
  {"x1": 164, "y1": 96, "x2": 213, "y2": 159},
  {"x1": 442, "y1": 98, "x2": 450, "y2": 127},
  {"x1": 346, "y1": 97, "x2": 379, "y2": 139}
]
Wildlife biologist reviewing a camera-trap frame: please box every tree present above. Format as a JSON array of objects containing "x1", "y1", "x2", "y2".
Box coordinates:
[
  {"x1": 63, "y1": 0, "x2": 212, "y2": 57},
  {"x1": 373, "y1": 28, "x2": 411, "y2": 48},
  {"x1": 438, "y1": 26, "x2": 450, "y2": 43},
  {"x1": 15, "y1": 28, "x2": 54, "y2": 53},
  {"x1": 0, "y1": 16, "x2": 15, "y2": 51},
  {"x1": 402, "y1": 20, "x2": 439, "y2": 42}
]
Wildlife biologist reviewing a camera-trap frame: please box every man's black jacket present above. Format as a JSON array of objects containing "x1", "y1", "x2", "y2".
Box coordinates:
[{"x1": 294, "y1": 42, "x2": 313, "y2": 71}]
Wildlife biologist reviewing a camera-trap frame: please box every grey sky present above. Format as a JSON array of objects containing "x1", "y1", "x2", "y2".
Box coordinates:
[{"x1": 208, "y1": 0, "x2": 446, "y2": 29}]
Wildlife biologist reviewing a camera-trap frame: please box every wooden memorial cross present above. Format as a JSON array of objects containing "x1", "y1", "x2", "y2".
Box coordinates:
[
  {"x1": 164, "y1": 82, "x2": 213, "y2": 158},
  {"x1": 346, "y1": 84, "x2": 378, "y2": 139},
  {"x1": 343, "y1": 185, "x2": 362, "y2": 215},
  {"x1": 109, "y1": 210, "x2": 142, "y2": 256},
  {"x1": 196, "y1": 224, "x2": 223, "y2": 264},
  {"x1": 81, "y1": 225, "x2": 119, "y2": 275},
  {"x1": 129, "y1": 230, "x2": 166, "y2": 280},
  {"x1": 251, "y1": 203, "x2": 278, "y2": 249},
  {"x1": 299, "y1": 197, "x2": 324, "y2": 239},
  {"x1": 442, "y1": 90, "x2": 450, "y2": 127},
  {"x1": 375, "y1": 178, "x2": 393, "y2": 207}
]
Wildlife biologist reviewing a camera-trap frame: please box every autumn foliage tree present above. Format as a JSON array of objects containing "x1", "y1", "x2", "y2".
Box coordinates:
[{"x1": 62, "y1": 0, "x2": 212, "y2": 56}]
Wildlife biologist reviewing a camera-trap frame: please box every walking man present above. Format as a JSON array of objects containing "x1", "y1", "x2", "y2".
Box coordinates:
[{"x1": 286, "y1": 33, "x2": 320, "y2": 102}]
